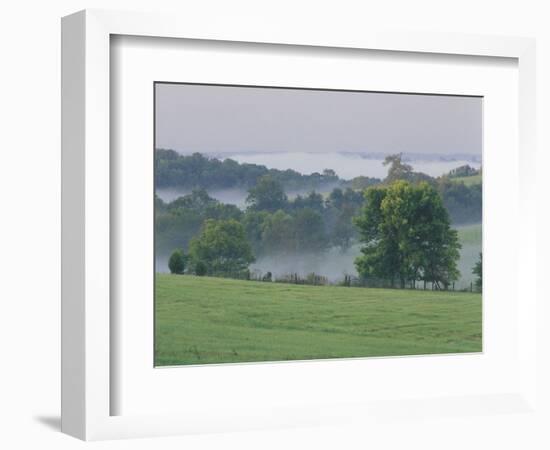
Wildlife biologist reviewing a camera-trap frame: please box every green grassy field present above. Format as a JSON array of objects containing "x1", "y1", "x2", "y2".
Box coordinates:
[
  {"x1": 155, "y1": 274, "x2": 482, "y2": 366},
  {"x1": 452, "y1": 174, "x2": 482, "y2": 186},
  {"x1": 457, "y1": 222, "x2": 482, "y2": 246}
]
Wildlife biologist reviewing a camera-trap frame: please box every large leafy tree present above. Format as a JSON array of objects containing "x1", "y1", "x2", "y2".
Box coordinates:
[
  {"x1": 290, "y1": 191, "x2": 324, "y2": 214},
  {"x1": 293, "y1": 208, "x2": 328, "y2": 252},
  {"x1": 189, "y1": 219, "x2": 255, "y2": 275},
  {"x1": 242, "y1": 210, "x2": 269, "y2": 255},
  {"x1": 354, "y1": 186, "x2": 402, "y2": 286},
  {"x1": 354, "y1": 180, "x2": 461, "y2": 289},
  {"x1": 246, "y1": 175, "x2": 288, "y2": 212},
  {"x1": 261, "y1": 210, "x2": 294, "y2": 254},
  {"x1": 330, "y1": 205, "x2": 357, "y2": 251}
]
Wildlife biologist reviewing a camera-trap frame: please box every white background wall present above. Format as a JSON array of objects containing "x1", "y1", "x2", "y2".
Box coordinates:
[{"x1": 0, "y1": 1, "x2": 548, "y2": 449}]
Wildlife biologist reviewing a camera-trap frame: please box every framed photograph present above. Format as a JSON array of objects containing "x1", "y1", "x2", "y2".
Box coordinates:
[
  {"x1": 61, "y1": 9, "x2": 538, "y2": 441},
  {"x1": 153, "y1": 83, "x2": 484, "y2": 367}
]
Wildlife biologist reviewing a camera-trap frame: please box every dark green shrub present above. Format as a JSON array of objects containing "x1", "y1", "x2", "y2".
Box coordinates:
[{"x1": 168, "y1": 249, "x2": 186, "y2": 274}]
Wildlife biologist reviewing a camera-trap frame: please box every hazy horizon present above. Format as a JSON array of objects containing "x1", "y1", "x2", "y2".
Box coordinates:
[{"x1": 155, "y1": 83, "x2": 482, "y2": 158}]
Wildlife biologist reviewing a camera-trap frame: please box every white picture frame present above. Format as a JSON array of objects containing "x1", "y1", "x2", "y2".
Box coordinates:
[{"x1": 61, "y1": 9, "x2": 538, "y2": 441}]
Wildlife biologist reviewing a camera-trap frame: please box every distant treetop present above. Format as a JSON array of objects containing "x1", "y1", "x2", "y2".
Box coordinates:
[{"x1": 447, "y1": 164, "x2": 480, "y2": 178}]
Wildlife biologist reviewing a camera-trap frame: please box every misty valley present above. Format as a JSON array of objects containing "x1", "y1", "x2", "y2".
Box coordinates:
[{"x1": 155, "y1": 150, "x2": 482, "y2": 291}]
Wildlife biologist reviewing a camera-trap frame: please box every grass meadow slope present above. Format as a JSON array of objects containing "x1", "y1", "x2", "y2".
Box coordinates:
[
  {"x1": 155, "y1": 274, "x2": 482, "y2": 366},
  {"x1": 452, "y1": 174, "x2": 482, "y2": 186}
]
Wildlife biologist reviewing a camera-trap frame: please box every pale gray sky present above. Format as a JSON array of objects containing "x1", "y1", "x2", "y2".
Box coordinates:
[{"x1": 155, "y1": 83, "x2": 482, "y2": 157}]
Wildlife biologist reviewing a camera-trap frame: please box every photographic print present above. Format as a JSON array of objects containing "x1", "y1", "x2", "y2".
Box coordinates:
[{"x1": 154, "y1": 83, "x2": 482, "y2": 366}]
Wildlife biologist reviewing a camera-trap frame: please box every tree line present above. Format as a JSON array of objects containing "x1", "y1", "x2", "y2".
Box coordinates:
[
  {"x1": 156, "y1": 179, "x2": 365, "y2": 267},
  {"x1": 156, "y1": 150, "x2": 481, "y2": 224},
  {"x1": 155, "y1": 149, "x2": 346, "y2": 192},
  {"x1": 158, "y1": 154, "x2": 482, "y2": 290}
]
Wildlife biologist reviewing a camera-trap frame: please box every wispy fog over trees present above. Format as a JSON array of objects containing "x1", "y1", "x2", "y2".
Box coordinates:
[
  {"x1": 155, "y1": 151, "x2": 481, "y2": 286},
  {"x1": 156, "y1": 150, "x2": 481, "y2": 224}
]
